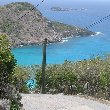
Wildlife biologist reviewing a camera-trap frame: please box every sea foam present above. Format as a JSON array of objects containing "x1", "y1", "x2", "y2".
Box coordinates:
[
  {"x1": 91, "y1": 32, "x2": 103, "y2": 36},
  {"x1": 95, "y1": 32, "x2": 103, "y2": 35},
  {"x1": 60, "y1": 39, "x2": 68, "y2": 43}
]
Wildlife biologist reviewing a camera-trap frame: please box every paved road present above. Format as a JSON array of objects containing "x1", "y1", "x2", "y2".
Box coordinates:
[{"x1": 21, "y1": 94, "x2": 110, "y2": 110}]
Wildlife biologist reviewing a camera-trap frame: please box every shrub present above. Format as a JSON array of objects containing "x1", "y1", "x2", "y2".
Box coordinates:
[
  {"x1": 0, "y1": 34, "x2": 22, "y2": 109},
  {"x1": 35, "y1": 57, "x2": 110, "y2": 99}
]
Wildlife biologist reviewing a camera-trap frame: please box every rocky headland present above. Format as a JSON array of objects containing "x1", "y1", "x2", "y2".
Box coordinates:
[{"x1": 0, "y1": 2, "x2": 94, "y2": 48}]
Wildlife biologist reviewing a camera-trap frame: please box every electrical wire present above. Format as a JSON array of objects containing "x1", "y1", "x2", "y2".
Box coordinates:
[
  {"x1": 18, "y1": 0, "x2": 45, "y2": 20},
  {"x1": 4, "y1": 0, "x2": 110, "y2": 52},
  {"x1": 84, "y1": 14, "x2": 110, "y2": 29}
]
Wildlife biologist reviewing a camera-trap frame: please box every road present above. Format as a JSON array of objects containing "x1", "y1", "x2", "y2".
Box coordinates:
[{"x1": 21, "y1": 94, "x2": 110, "y2": 110}]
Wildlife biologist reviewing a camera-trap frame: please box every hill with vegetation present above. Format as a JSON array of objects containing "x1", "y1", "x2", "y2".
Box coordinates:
[{"x1": 0, "y1": 2, "x2": 94, "y2": 47}]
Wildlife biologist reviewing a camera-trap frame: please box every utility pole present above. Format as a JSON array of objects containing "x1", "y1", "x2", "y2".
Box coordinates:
[{"x1": 41, "y1": 38, "x2": 47, "y2": 94}]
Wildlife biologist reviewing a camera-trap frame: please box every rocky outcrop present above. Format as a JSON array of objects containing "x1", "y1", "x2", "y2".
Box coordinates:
[{"x1": 0, "y1": 2, "x2": 94, "y2": 47}]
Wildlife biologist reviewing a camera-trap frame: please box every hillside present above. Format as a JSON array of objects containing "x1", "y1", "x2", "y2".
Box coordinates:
[{"x1": 0, "y1": 2, "x2": 94, "y2": 47}]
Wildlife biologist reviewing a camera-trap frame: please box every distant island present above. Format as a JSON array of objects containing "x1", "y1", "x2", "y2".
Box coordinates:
[
  {"x1": 0, "y1": 2, "x2": 93, "y2": 48},
  {"x1": 51, "y1": 7, "x2": 87, "y2": 11},
  {"x1": 51, "y1": 7, "x2": 73, "y2": 11}
]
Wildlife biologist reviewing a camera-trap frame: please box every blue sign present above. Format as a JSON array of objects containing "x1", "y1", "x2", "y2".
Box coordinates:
[{"x1": 26, "y1": 79, "x2": 37, "y2": 90}]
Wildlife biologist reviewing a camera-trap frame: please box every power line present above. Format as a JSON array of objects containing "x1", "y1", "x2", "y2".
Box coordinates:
[
  {"x1": 7, "y1": 2, "x2": 110, "y2": 62},
  {"x1": 14, "y1": 12, "x2": 110, "y2": 54},
  {"x1": 18, "y1": 0, "x2": 45, "y2": 20},
  {"x1": 84, "y1": 14, "x2": 110, "y2": 29},
  {"x1": 4, "y1": 0, "x2": 110, "y2": 30}
]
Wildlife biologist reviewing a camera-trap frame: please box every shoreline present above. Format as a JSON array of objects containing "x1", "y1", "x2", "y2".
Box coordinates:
[
  {"x1": 1, "y1": 2, "x2": 95, "y2": 49},
  {"x1": 11, "y1": 31, "x2": 96, "y2": 49}
]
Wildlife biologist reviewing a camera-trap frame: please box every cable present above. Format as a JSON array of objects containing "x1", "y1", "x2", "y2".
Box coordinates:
[
  {"x1": 5, "y1": 1, "x2": 110, "y2": 43},
  {"x1": 18, "y1": 0, "x2": 45, "y2": 20},
  {"x1": 84, "y1": 14, "x2": 110, "y2": 29}
]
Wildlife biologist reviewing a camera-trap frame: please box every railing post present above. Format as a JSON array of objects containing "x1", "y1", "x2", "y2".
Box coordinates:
[{"x1": 41, "y1": 38, "x2": 47, "y2": 94}]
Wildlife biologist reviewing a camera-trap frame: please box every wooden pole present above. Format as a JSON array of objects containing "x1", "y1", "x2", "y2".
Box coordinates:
[{"x1": 41, "y1": 38, "x2": 47, "y2": 94}]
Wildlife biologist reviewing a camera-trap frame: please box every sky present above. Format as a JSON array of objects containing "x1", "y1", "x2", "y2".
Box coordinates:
[{"x1": 0, "y1": 0, "x2": 110, "y2": 6}]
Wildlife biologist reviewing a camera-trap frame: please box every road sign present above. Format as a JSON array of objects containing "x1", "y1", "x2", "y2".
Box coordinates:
[{"x1": 26, "y1": 79, "x2": 37, "y2": 90}]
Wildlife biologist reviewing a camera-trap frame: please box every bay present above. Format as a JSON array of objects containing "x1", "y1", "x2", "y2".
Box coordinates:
[{"x1": 8, "y1": 1, "x2": 110, "y2": 65}]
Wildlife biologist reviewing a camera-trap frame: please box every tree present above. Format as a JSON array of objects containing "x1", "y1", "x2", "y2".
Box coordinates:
[
  {"x1": 0, "y1": 34, "x2": 22, "y2": 110},
  {"x1": 0, "y1": 34, "x2": 16, "y2": 83}
]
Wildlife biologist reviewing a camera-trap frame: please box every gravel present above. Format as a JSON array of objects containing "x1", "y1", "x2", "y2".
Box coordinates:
[{"x1": 21, "y1": 94, "x2": 110, "y2": 110}]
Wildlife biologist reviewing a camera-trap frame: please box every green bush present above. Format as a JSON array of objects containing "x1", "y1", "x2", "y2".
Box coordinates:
[
  {"x1": 0, "y1": 34, "x2": 22, "y2": 109},
  {"x1": 35, "y1": 57, "x2": 110, "y2": 99},
  {"x1": 0, "y1": 34, "x2": 16, "y2": 83},
  {"x1": 13, "y1": 55, "x2": 110, "y2": 100},
  {"x1": 12, "y1": 66, "x2": 31, "y2": 93}
]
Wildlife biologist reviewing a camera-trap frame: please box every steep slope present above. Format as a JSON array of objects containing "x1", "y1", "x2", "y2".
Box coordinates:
[{"x1": 0, "y1": 2, "x2": 94, "y2": 47}]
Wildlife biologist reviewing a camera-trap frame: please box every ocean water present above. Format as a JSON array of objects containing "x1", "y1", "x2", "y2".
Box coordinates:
[{"x1": 4, "y1": 0, "x2": 110, "y2": 65}]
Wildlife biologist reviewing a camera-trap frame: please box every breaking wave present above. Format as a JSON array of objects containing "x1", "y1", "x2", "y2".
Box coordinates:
[{"x1": 60, "y1": 39, "x2": 68, "y2": 43}]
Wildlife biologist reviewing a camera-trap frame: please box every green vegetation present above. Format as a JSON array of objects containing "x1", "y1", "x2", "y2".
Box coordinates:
[
  {"x1": 52, "y1": 21, "x2": 77, "y2": 32},
  {"x1": 35, "y1": 57, "x2": 110, "y2": 99},
  {"x1": 12, "y1": 66, "x2": 31, "y2": 93},
  {"x1": 1, "y1": 34, "x2": 110, "y2": 103},
  {"x1": 0, "y1": 19, "x2": 22, "y2": 37},
  {"x1": 0, "y1": 34, "x2": 16, "y2": 83},
  {"x1": 0, "y1": 2, "x2": 94, "y2": 47},
  {"x1": 12, "y1": 56, "x2": 110, "y2": 100},
  {"x1": 6, "y1": 2, "x2": 35, "y2": 11},
  {"x1": 0, "y1": 34, "x2": 22, "y2": 109}
]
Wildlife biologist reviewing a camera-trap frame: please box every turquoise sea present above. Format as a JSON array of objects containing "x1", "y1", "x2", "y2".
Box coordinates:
[{"x1": 1, "y1": 0, "x2": 110, "y2": 65}]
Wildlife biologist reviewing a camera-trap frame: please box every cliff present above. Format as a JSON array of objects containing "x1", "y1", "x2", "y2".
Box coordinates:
[{"x1": 0, "y1": 2, "x2": 94, "y2": 47}]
